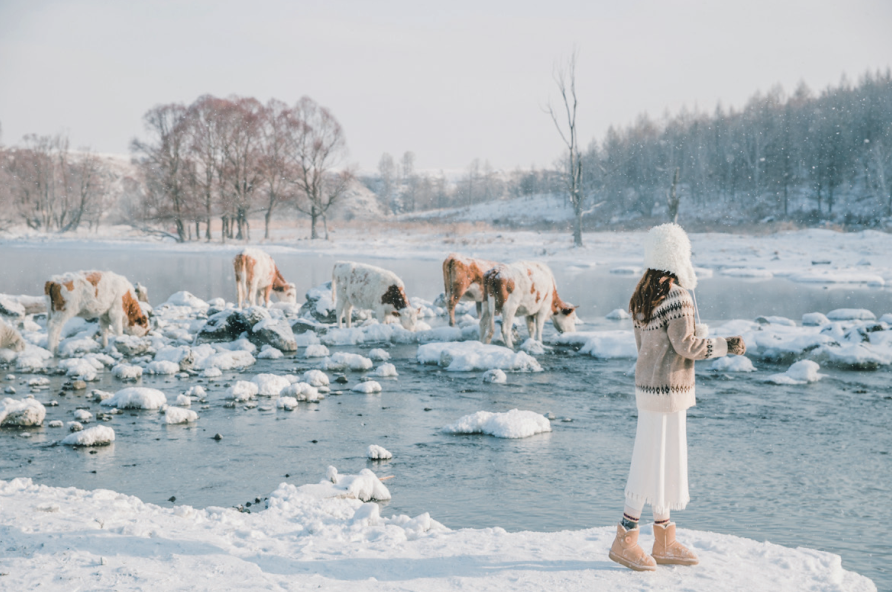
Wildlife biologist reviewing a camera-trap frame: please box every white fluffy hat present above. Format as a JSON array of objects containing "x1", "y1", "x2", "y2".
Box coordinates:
[{"x1": 643, "y1": 223, "x2": 698, "y2": 290}]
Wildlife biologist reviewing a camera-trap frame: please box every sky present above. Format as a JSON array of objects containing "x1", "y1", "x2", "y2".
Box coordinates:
[{"x1": 1, "y1": 0, "x2": 891, "y2": 173}]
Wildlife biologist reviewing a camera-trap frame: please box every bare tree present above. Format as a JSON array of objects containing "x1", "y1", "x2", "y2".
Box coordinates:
[
  {"x1": 292, "y1": 96, "x2": 352, "y2": 239},
  {"x1": 547, "y1": 51, "x2": 584, "y2": 247},
  {"x1": 217, "y1": 97, "x2": 264, "y2": 241},
  {"x1": 258, "y1": 99, "x2": 298, "y2": 239},
  {"x1": 378, "y1": 153, "x2": 397, "y2": 214},
  {"x1": 667, "y1": 167, "x2": 680, "y2": 223},
  {"x1": 187, "y1": 95, "x2": 228, "y2": 241}
]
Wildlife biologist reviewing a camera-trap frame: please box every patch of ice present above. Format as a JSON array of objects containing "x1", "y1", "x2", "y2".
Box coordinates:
[
  {"x1": 352, "y1": 381, "x2": 382, "y2": 394},
  {"x1": 164, "y1": 407, "x2": 198, "y2": 424},
  {"x1": 442, "y1": 409, "x2": 552, "y2": 439},
  {"x1": 417, "y1": 342, "x2": 542, "y2": 372},
  {"x1": 100, "y1": 387, "x2": 167, "y2": 410},
  {"x1": 61, "y1": 425, "x2": 114, "y2": 446},
  {"x1": 367, "y1": 444, "x2": 392, "y2": 460}
]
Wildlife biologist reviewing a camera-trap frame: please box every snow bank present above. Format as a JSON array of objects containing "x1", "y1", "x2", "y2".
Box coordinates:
[
  {"x1": 766, "y1": 360, "x2": 825, "y2": 385},
  {"x1": 417, "y1": 342, "x2": 542, "y2": 372},
  {"x1": 352, "y1": 381, "x2": 382, "y2": 394},
  {"x1": 442, "y1": 409, "x2": 552, "y2": 439},
  {"x1": 100, "y1": 388, "x2": 167, "y2": 410},
  {"x1": 367, "y1": 444, "x2": 392, "y2": 460},
  {"x1": 0, "y1": 397, "x2": 46, "y2": 427},
  {"x1": 164, "y1": 407, "x2": 198, "y2": 425},
  {"x1": 0, "y1": 471, "x2": 876, "y2": 591},
  {"x1": 60, "y1": 425, "x2": 115, "y2": 446}
]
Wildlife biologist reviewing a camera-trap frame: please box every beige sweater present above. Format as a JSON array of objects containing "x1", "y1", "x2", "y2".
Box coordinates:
[{"x1": 633, "y1": 285, "x2": 728, "y2": 413}]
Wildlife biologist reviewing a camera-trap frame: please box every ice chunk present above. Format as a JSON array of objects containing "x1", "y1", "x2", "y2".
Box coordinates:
[
  {"x1": 368, "y1": 348, "x2": 390, "y2": 361},
  {"x1": 352, "y1": 381, "x2": 382, "y2": 394},
  {"x1": 163, "y1": 407, "x2": 198, "y2": 424},
  {"x1": 251, "y1": 373, "x2": 291, "y2": 396},
  {"x1": 0, "y1": 397, "x2": 46, "y2": 427},
  {"x1": 417, "y1": 342, "x2": 542, "y2": 372},
  {"x1": 100, "y1": 387, "x2": 167, "y2": 409},
  {"x1": 483, "y1": 369, "x2": 507, "y2": 384},
  {"x1": 111, "y1": 363, "x2": 143, "y2": 381},
  {"x1": 321, "y1": 352, "x2": 373, "y2": 371},
  {"x1": 371, "y1": 363, "x2": 398, "y2": 378},
  {"x1": 226, "y1": 381, "x2": 259, "y2": 402},
  {"x1": 442, "y1": 409, "x2": 552, "y2": 439},
  {"x1": 766, "y1": 360, "x2": 824, "y2": 385},
  {"x1": 61, "y1": 425, "x2": 114, "y2": 446},
  {"x1": 303, "y1": 344, "x2": 330, "y2": 358},
  {"x1": 367, "y1": 444, "x2": 392, "y2": 460}
]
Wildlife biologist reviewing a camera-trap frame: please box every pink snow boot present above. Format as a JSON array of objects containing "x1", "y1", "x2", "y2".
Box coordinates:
[
  {"x1": 651, "y1": 522, "x2": 699, "y2": 566},
  {"x1": 608, "y1": 523, "x2": 657, "y2": 572}
]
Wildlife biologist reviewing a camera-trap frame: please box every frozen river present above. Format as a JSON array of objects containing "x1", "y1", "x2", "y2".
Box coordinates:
[{"x1": 1, "y1": 243, "x2": 891, "y2": 588}]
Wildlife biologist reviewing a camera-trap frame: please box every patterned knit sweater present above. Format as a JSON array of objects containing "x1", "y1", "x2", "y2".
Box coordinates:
[{"x1": 633, "y1": 284, "x2": 728, "y2": 413}]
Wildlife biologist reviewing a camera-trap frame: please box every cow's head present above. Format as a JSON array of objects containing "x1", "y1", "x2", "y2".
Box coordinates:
[
  {"x1": 397, "y1": 307, "x2": 421, "y2": 331},
  {"x1": 122, "y1": 291, "x2": 151, "y2": 337},
  {"x1": 551, "y1": 304, "x2": 578, "y2": 334},
  {"x1": 273, "y1": 282, "x2": 298, "y2": 304}
]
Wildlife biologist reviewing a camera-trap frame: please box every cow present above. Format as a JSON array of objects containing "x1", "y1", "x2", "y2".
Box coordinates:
[
  {"x1": 480, "y1": 261, "x2": 578, "y2": 349},
  {"x1": 44, "y1": 270, "x2": 150, "y2": 355},
  {"x1": 442, "y1": 253, "x2": 500, "y2": 326},
  {"x1": 0, "y1": 319, "x2": 25, "y2": 352},
  {"x1": 332, "y1": 261, "x2": 420, "y2": 331},
  {"x1": 233, "y1": 248, "x2": 297, "y2": 309}
]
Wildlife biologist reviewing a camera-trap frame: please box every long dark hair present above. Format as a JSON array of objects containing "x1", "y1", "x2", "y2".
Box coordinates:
[{"x1": 629, "y1": 268, "x2": 677, "y2": 324}]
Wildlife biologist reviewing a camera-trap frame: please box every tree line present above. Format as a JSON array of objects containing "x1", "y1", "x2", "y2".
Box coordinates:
[{"x1": 131, "y1": 94, "x2": 351, "y2": 242}]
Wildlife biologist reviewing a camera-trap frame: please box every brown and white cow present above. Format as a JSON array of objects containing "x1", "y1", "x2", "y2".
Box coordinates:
[
  {"x1": 442, "y1": 253, "x2": 500, "y2": 326},
  {"x1": 44, "y1": 270, "x2": 150, "y2": 355},
  {"x1": 0, "y1": 319, "x2": 25, "y2": 352},
  {"x1": 233, "y1": 248, "x2": 297, "y2": 308},
  {"x1": 480, "y1": 261, "x2": 577, "y2": 349},
  {"x1": 332, "y1": 261, "x2": 420, "y2": 330}
]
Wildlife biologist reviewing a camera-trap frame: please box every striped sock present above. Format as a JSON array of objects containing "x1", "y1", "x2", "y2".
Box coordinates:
[
  {"x1": 654, "y1": 518, "x2": 670, "y2": 526},
  {"x1": 621, "y1": 513, "x2": 639, "y2": 531}
]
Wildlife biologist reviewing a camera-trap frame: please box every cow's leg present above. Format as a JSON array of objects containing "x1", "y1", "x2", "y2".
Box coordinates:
[
  {"x1": 535, "y1": 310, "x2": 548, "y2": 342},
  {"x1": 344, "y1": 303, "x2": 354, "y2": 328},
  {"x1": 475, "y1": 301, "x2": 483, "y2": 319},
  {"x1": 98, "y1": 314, "x2": 112, "y2": 348},
  {"x1": 46, "y1": 311, "x2": 72, "y2": 356},
  {"x1": 247, "y1": 281, "x2": 257, "y2": 307},
  {"x1": 446, "y1": 284, "x2": 462, "y2": 327},
  {"x1": 501, "y1": 306, "x2": 517, "y2": 349},
  {"x1": 236, "y1": 280, "x2": 245, "y2": 309},
  {"x1": 479, "y1": 298, "x2": 493, "y2": 344},
  {"x1": 263, "y1": 285, "x2": 273, "y2": 307},
  {"x1": 525, "y1": 316, "x2": 536, "y2": 341}
]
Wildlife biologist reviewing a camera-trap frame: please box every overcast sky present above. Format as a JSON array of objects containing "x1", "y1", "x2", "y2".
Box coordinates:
[{"x1": 1, "y1": 0, "x2": 891, "y2": 172}]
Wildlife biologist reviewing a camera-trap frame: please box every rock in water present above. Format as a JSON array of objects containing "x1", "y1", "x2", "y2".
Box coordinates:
[
  {"x1": 250, "y1": 318, "x2": 297, "y2": 352},
  {"x1": 195, "y1": 309, "x2": 251, "y2": 343}
]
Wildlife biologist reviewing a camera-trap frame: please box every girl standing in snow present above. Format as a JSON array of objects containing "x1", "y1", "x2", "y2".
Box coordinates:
[{"x1": 608, "y1": 223, "x2": 746, "y2": 572}]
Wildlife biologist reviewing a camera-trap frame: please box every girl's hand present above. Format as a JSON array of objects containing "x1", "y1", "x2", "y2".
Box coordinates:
[{"x1": 726, "y1": 336, "x2": 746, "y2": 356}]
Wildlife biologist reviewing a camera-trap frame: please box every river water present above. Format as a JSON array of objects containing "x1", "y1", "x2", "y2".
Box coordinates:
[{"x1": 1, "y1": 243, "x2": 890, "y2": 588}]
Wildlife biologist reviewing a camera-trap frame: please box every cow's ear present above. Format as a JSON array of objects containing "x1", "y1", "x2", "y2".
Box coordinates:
[
  {"x1": 562, "y1": 306, "x2": 577, "y2": 315},
  {"x1": 391, "y1": 311, "x2": 400, "y2": 316},
  {"x1": 417, "y1": 307, "x2": 422, "y2": 314}
]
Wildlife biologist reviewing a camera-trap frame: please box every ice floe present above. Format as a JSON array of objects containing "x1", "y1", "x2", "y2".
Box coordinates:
[{"x1": 442, "y1": 409, "x2": 552, "y2": 439}]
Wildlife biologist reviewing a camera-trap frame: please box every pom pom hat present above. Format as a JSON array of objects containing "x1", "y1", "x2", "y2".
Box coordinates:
[{"x1": 643, "y1": 223, "x2": 698, "y2": 290}]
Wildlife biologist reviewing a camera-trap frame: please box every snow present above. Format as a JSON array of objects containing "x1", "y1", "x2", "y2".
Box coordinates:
[
  {"x1": 352, "y1": 380, "x2": 382, "y2": 394},
  {"x1": 520, "y1": 338, "x2": 547, "y2": 355},
  {"x1": 145, "y1": 360, "x2": 180, "y2": 375},
  {"x1": 553, "y1": 330, "x2": 638, "y2": 359},
  {"x1": 802, "y1": 312, "x2": 831, "y2": 326},
  {"x1": 163, "y1": 291, "x2": 208, "y2": 309},
  {"x1": 417, "y1": 341, "x2": 542, "y2": 372},
  {"x1": 766, "y1": 360, "x2": 825, "y2": 385},
  {"x1": 302, "y1": 369, "x2": 330, "y2": 387},
  {"x1": 198, "y1": 349, "x2": 255, "y2": 371},
  {"x1": 367, "y1": 444, "x2": 393, "y2": 460},
  {"x1": 58, "y1": 358, "x2": 98, "y2": 381},
  {"x1": 57, "y1": 337, "x2": 100, "y2": 357},
  {"x1": 251, "y1": 373, "x2": 291, "y2": 396},
  {"x1": 707, "y1": 356, "x2": 756, "y2": 372},
  {"x1": 368, "y1": 348, "x2": 391, "y2": 361},
  {"x1": 443, "y1": 409, "x2": 553, "y2": 439},
  {"x1": 482, "y1": 368, "x2": 507, "y2": 384},
  {"x1": 276, "y1": 396, "x2": 298, "y2": 410},
  {"x1": 0, "y1": 397, "x2": 46, "y2": 427},
  {"x1": 60, "y1": 425, "x2": 115, "y2": 446},
  {"x1": 319, "y1": 466, "x2": 392, "y2": 502},
  {"x1": 371, "y1": 363, "x2": 398, "y2": 377},
  {"x1": 606, "y1": 308, "x2": 631, "y2": 320},
  {"x1": 14, "y1": 345, "x2": 52, "y2": 373},
  {"x1": 73, "y1": 409, "x2": 93, "y2": 423},
  {"x1": 257, "y1": 344, "x2": 284, "y2": 359},
  {"x1": 720, "y1": 267, "x2": 774, "y2": 279},
  {"x1": 175, "y1": 394, "x2": 192, "y2": 406},
  {"x1": 91, "y1": 389, "x2": 114, "y2": 402},
  {"x1": 321, "y1": 352, "x2": 374, "y2": 371},
  {"x1": 164, "y1": 406, "x2": 198, "y2": 424},
  {"x1": 827, "y1": 309, "x2": 876, "y2": 321},
  {"x1": 281, "y1": 382, "x2": 321, "y2": 401},
  {"x1": 200, "y1": 367, "x2": 223, "y2": 378},
  {"x1": 303, "y1": 343, "x2": 330, "y2": 358},
  {"x1": 100, "y1": 387, "x2": 167, "y2": 410},
  {"x1": 227, "y1": 381, "x2": 259, "y2": 402}
]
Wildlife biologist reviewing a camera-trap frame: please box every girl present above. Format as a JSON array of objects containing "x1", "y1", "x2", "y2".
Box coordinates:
[{"x1": 608, "y1": 223, "x2": 746, "y2": 572}]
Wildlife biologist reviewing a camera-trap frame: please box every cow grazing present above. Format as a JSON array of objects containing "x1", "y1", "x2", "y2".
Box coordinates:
[
  {"x1": 134, "y1": 282, "x2": 150, "y2": 303},
  {"x1": 0, "y1": 319, "x2": 25, "y2": 352},
  {"x1": 442, "y1": 253, "x2": 500, "y2": 326},
  {"x1": 44, "y1": 270, "x2": 150, "y2": 355},
  {"x1": 233, "y1": 248, "x2": 297, "y2": 308},
  {"x1": 480, "y1": 261, "x2": 577, "y2": 348},
  {"x1": 332, "y1": 261, "x2": 420, "y2": 331}
]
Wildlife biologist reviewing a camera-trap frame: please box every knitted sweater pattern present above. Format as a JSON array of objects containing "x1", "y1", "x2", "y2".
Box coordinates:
[{"x1": 633, "y1": 285, "x2": 728, "y2": 413}]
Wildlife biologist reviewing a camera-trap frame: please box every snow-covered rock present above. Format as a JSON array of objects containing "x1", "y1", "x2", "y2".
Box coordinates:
[
  {"x1": 367, "y1": 444, "x2": 392, "y2": 460},
  {"x1": 0, "y1": 398, "x2": 46, "y2": 427},
  {"x1": 251, "y1": 373, "x2": 291, "y2": 396},
  {"x1": 826, "y1": 309, "x2": 876, "y2": 321},
  {"x1": 301, "y1": 370, "x2": 330, "y2": 388},
  {"x1": 371, "y1": 363, "x2": 398, "y2": 378},
  {"x1": 281, "y1": 382, "x2": 321, "y2": 402},
  {"x1": 303, "y1": 344, "x2": 330, "y2": 358},
  {"x1": 256, "y1": 345, "x2": 283, "y2": 359},
  {"x1": 164, "y1": 291, "x2": 208, "y2": 310},
  {"x1": 802, "y1": 312, "x2": 831, "y2": 327},
  {"x1": 766, "y1": 360, "x2": 824, "y2": 385},
  {"x1": 73, "y1": 409, "x2": 93, "y2": 423},
  {"x1": 175, "y1": 394, "x2": 192, "y2": 407},
  {"x1": 707, "y1": 356, "x2": 756, "y2": 372},
  {"x1": 482, "y1": 368, "x2": 507, "y2": 384},
  {"x1": 552, "y1": 330, "x2": 638, "y2": 359},
  {"x1": 100, "y1": 388, "x2": 167, "y2": 410},
  {"x1": 250, "y1": 317, "x2": 297, "y2": 353},
  {"x1": 520, "y1": 338, "x2": 546, "y2": 355},
  {"x1": 163, "y1": 407, "x2": 198, "y2": 424},
  {"x1": 14, "y1": 345, "x2": 52, "y2": 373},
  {"x1": 113, "y1": 335, "x2": 152, "y2": 356},
  {"x1": 226, "y1": 381, "x2": 259, "y2": 402},
  {"x1": 111, "y1": 363, "x2": 143, "y2": 381},
  {"x1": 61, "y1": 425, "x2": 114, "y2": 446},
  {"x1": 368, "y1": 348, "x2": 390, "y2": 362},
  {"x1": 606, "y1": 308, "x2": 631, "y2": 320},
  {"x1": 58, "y1": 358, "x2": 98, "y2": 382},
  {"x1": 442, "y1": 409, "x2": 552, "y2": 439},
  {"x1": 276, "y1": 396, "x2": 298, "y2": 410},
  {"x1": 352, "y1": 381, "x2": 382, "y2": 394},
  {"x1": 145, "y1": 360, "x2": 180, "y2": 375},
  {"x1": 417, "y1": 342, "x2": 542, "y2": 372},
  {"x1": 318, "y1": 466, "x2": 391, "y2": 502},
  {"x1": 321, "y1": 352, "x2": 373, "y2": 372}
]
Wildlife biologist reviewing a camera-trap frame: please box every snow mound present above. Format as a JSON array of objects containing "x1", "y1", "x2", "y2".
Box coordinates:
[
  {"x1": 301, "y1": 370, "x2": 329, "y2": 387},
  {"x1": 442, "y1": 409, "x2": 552, "y2": 439},
  {"x1": 175, "y1": 394, "x2": 191, "y2": 407},
  {"x1": 352, "y1": 381, "x2": 382, "y2": 394},
  {"x1": 251, "y1": 373, "x2": 291, "y2": 396},
  {"x1": 316, "y1": 467, "x2": 392, "y2": 502},
  {"x1": 14, "y1": 345, "x2": 53, "y2": 373},
  {"x1": 320, "y1": 352, "x2": 373, "y2": 371},
  {"x1": 303, "y1": 344, "x2": 330, "y2": 358},
  {"x1": 226, "y1": 381, "x2": 259, "y2": 402},
  {"x1": 371, "y1": 363, "x2": 398, "y2": 377},
  {"x1": 100, "y1": 388, "x2": 167, "y2": 410},
  {"x1": 553, "y1": 330, "x2": 638, "y2": 359},
  {"x1": 368, "y1": 348, "x2": 390, "y2": 361},
  {"x1": 61, "y1": 425, "x2": 114, "y2": 446},
  {"x1": 256, "y1": 345, "x2": 284, "y2": 359},
  {"x1": 163, "y1": 291, "x2": 208, "y2": 309},
  {"x1": 367, "y1": 444, "x2": 392, "y2": 460},
  {"x1": 281, "y1": 382, "x2": 321, "y2": 401},
  {"x1": 520, "y1": 338, "x2": 546, "y2": 355},
  {"x1": 73, "y1": 409, "x2": 93, "y2": 423},
  {"x1": 198, "y1": 350, "x2": 255, "y2": 371},
  {"x1": 827, "y1": 309, "x2": 876, "y2": 321},
  {"x1": 164, "y1": 407, "x2": 198, "y2": 424},
  {"x1": 708, "y1": 356, "x2": 756, "y2": 372},
  {"x1": 802, "y1": 312, "x2": 831, "y2": 326},
  {"x1": 483, "y1": 368, "x2": 507, "y2": 384},
  {"x1": 766, "y1": 360, "x2": 824, "y2": 385},
  {"x1": 417, "y1": 342, "x2": 542, "y2": 372},
  {"x1": 0, "y1": 397, "x2": 46, "y2": 427},
  {"x1": 606, "y1": 308, "x2": 631, "y2": 320},
  {"x1": 276, "y1": 396, "x2": 298, "y2": 410},
  {"x1": 58, "y1": 358, "x2": 98, "y2": 381},
  {"x1": 145, "y1": 360, "x2": 180, "y2": 375}
]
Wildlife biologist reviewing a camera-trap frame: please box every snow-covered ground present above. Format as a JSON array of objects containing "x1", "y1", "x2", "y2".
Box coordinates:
[{"x1": 0, "y1": 475, "x2": 874, "y2": 592}]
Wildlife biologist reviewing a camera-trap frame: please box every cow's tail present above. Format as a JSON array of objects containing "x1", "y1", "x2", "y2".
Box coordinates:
[
  {"x1": 233, "y1": 254, "x2": 246, "y2": 307},
  {"x1": 442, "y1": 257, "x2": 453, "y2": 302},
  {"x1": 479, "y1": 278, "x2": 495, "y2": 343},
  {"x1": 330, "y1": 266, "x2": 338, "y2": 306}
]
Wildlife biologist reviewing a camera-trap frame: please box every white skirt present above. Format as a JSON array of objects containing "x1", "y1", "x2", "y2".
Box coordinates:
[{"x1": 624, "y1": 408, "x2": 690, "y2": 514}]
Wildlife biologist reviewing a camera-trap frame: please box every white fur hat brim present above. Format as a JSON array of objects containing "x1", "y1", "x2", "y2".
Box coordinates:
[{"x1": 643, "y1": 223, "x2": 698, "y2": 290}]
